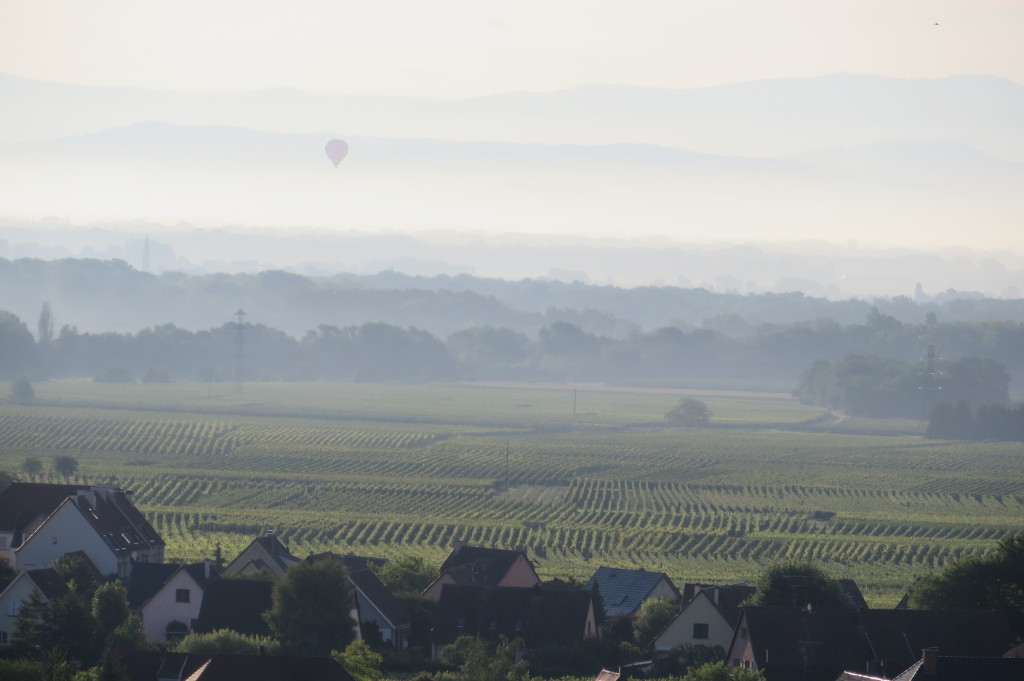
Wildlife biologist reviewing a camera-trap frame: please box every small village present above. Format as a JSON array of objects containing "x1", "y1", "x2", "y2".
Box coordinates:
[{"x1": 0, "y1": 481, "x2": 1021, "y2": 681}]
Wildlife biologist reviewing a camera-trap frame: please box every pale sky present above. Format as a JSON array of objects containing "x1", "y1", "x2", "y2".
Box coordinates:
[{"x1": 3, "y1": 0, "x2": 1023, "y2": 96}]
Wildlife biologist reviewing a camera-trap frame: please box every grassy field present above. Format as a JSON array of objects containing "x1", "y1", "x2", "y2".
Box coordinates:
[{"x1": 2, "y1": 380, "x2": 1021, "y2": 607}]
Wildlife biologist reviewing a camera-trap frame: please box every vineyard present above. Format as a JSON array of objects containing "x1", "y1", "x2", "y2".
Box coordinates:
[{"x1": 1, "y1": 381, "x2": 1021, "y2": 606}]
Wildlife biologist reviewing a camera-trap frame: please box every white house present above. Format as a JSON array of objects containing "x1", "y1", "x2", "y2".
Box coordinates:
[
  {"x1": 653, "y1": 584, "x2": 755, "y2": 652},
  {"x1": 138, "y1": 561, "x2": 216, "y2": 642},
  {"x1": 348, "y1": 566, "x2": 411, "y2": 649},
  {"x1": 0, "y1": 568, "x2": 68, "y2": 645},
  {"x1": 0, "y1": 483, "x2": 164, "y2": 579},
  {"x1": 584, "y1": 566, "x2": 681, "y2": 619},
  {"x1": 222, "y1": 532, "x2": 300, "y2": 578},
  {"x1": 422, "y1": 541, "x2": 541, "y2": 599}
]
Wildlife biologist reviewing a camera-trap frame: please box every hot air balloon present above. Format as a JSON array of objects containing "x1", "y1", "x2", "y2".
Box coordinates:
[{"x1": 325, "y1": 139, "x2": 349, "y2": 168}]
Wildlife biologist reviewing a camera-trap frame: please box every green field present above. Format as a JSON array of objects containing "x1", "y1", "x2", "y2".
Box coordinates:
[{"x1": 2, "y1": 380, "x2": 1022, "y2": 607}]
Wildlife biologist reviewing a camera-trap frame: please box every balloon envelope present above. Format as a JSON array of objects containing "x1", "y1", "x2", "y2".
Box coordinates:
[{"x1": 325, "y1": 139, "x2": 349, "y2": 167}]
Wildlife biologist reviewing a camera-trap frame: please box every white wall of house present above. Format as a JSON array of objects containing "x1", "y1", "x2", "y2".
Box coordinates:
[
  {"x1": 654, "y1": 592, "x2": 733, "y2": 652},
  {"x1": 0, "y1": 531, "x2": 16, "y2": 566},
  {"x1": 726, "y1": 615, "x2": 757, "y2": 669},
  {"x1": 353, "y1": 589, "x2": 395, "y2": 643},
  {"x1": 14, "y1": 501, "x2": 117, "y2": 576},
  {"x1": 647, "y1": 577, "x2": 680, "y2": 603},
  {"x1": 0, "y1": 573, "x2": 40, "y2": 645},
  {"x1": 140, "y1": 569, "x2": 206, "y2": 642},
  {"x1": 499, "y1": 555, "x2": 541, "y2": 588}
]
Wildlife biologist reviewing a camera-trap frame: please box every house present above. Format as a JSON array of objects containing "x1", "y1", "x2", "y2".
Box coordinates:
[
  {"x1": 348, "y1": 566, "x2": 411, "y2": 649},
  {"x1": 837, "y1": 579, "x2": 868, "y2": 609},
  {"x1": 307, "y1": 552, "x2": 386, "y2": 573},
  {"x1": 584, "y1": 566, "x2": 681, "y2": 620},
  {"x1": 422, "y1": 540, "x2": 541, "y2": 599},
  {"x1": 0, "y1": 482, "x2": 164, "y2": 579},
  {"x1": 0, "y1": 567, "x2": 68, "y2": 645},
  {"x1": 194, "y1": 577, "x2": 274, "y2": 637},
  {"x1": 887, "y1": 648, "x2": 1024, "y2": 681},
  {"x1": 222, "y1": 531, "x2": 300, "y2": 578},
  {"x1": 307, "y1": 552, "x2": 411, "y2": 649},
  {"x1": 431, "y1": 583, "x2": 599, "y2": 659},
  {"x1": 653, "y1": 583, "x2": 756, "y2": 652},
  {"x1": 727, "y1": 607, "x2": 1014, "y2": 681},
  {"x1": 135, "y1": 561, "x2": 217, "y2": 642},
  {"x1": 120, "y1": 650, "x2": 356, "y2": 681}
]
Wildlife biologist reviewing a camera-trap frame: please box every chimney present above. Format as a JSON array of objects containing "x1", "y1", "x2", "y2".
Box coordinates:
[
  {"x1": 204, "y1": 559, "x2": 211, "y2": 579},
  {"x1": 258, "y1": 644, "x2": 266, "y2": 656},
  {"x1": 922, "y1": 648, "x2": 938, "y2": 675},
  {"x1": 453, "y1": 539, "x2": 468, "y2": 552}
]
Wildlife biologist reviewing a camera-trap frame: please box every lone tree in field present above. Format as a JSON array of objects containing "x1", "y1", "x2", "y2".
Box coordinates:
[
  {"x1": 10, "y1": 377, "x2": 34, "y2": 404},
  {"x1": 21, "y1": 457, "x2": 42, "y2": 481},
  {"x1": 665, "y1": 398, "x2": 712, "y2": 427},
  {"x1": 52, "y1": 455, "x2": 79, "y2": 482}
]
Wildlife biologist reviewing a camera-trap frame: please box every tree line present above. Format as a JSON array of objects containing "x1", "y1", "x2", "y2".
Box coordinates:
[
  {"x1": 926, "y1": 402, "x2": 1024, "y2": 442},
  {"x1": 2, "y1": 303, "x2": 1021, "y2": 399}
]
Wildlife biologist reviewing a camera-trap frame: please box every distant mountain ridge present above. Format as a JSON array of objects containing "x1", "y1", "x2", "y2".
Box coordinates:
[{"x1": 3, "y1": 72, "x2": 1023, "y2": 160}]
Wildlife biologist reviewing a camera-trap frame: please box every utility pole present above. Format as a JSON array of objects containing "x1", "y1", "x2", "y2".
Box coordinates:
[{"x1": 234, "y1": 308, "x2": 247, "y2": 394}]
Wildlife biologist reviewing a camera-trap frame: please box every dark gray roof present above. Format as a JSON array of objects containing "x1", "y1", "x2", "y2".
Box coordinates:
[
  {"x1": 892, "y1": 656, "x2": 1024, "y2": 681},
  {"x1": 438, "y1": 544, "x2": 530, "y2": 588},
  {"x1": 127, "y1": 562, "x2": 180, "y2": 609},
  {"x1": 584, "y1": 566, "x2": 679, "y2": 617},
  {"x1": 348, "y1": 568, "x2": 410, "y2": 628},
  {"x1": 693, "y1": 584, "x2": 757, "y2": 628},
  {"x1": 0, "y1": 482, "x2": 89, "y2": 543},
  {"x1": 195, "y1": 578, "x2": 273, "y2": 636},
  {"x1": 433, "y1": 584, "x2": 593, "y2": 649},
  {"x1": 25, "y1": 568, "x2": 70, "y2": 600},
  {"x1": 127, "y1": 562, "x2": 215, "y2": 610},
  {"x1": 252, "y1": 533, "x2": 300, "y2": 572},
  {"x1": 736, "y1": 607, "x2": 1014, "y2": 681}
]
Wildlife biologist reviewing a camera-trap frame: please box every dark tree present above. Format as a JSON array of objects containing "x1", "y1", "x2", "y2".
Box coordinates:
[
  {"x1": 633, "y1": 597, "x2": 679, "y2": 647},
  {"x1": 20, "y1": 457, "x2": 42, "y2": 481},
  {"x1": 665, "y1": 398, "x2": 712, "y2": 427},
  {"x1": 52, "y1": 455, "x2": 79, "y2": 482},
  {"x1": 38, "y1": 302, "x2": 54, "y2": 345},
  {"x1": 909, "y1": 533, "x2": 1024, "y2": 638},
  {"x1": 14, "y1": 589, "x2": 97, "y2": 666},
  {"x1": 748, "y1": 559, "x2": 854, "y2": 610},
  {"x1": 9, "y1": 377, "x2": 34, "y2": 404},
  {"x1": 265, "y1": 558, "x2": 356, "y2": 656},
  {"x1": 0, "y1": 311, "x2": 35, "y2": 380}
]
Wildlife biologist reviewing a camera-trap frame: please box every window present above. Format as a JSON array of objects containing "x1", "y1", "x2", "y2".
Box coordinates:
[
  {"x1": 175, "y1": 589, "x2": 190, "y2": 603},
  {"x1": 7, "y1": 602, "x2": 18, "y2": 617},
  {"x1": 0, "y1": 630, "x2": 7, "y2": 645},
  {"x1": 693, "y1": 623, "x2": 709, "y2": 639}
]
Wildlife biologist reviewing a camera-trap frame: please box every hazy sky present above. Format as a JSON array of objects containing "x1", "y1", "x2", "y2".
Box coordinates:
[
  {"x1": 3, "y1": 0, "x2": 1024, "y2": 263},
  {"x1": 4, "y1": 0, "x2": 1023, "y2": 96}
]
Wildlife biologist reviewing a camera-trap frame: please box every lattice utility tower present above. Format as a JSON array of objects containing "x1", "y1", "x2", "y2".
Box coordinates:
[
  {"x1": 234, "y1": 308, "x2": 247, "y2": 393},
  {"x1": 918, "y1": 343, "x2": 942, "y2": 419}
]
